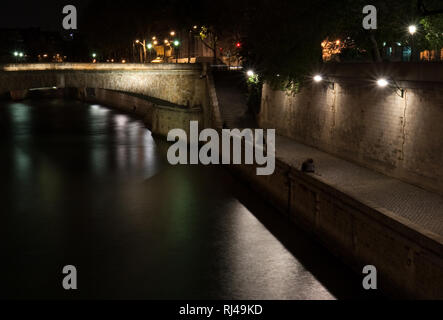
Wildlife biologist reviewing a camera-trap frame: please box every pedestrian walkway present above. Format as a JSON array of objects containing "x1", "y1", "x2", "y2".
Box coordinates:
[
  {"x1": 276, "y1": 135, "x2": 443, "y2": 237},
  {"x1": 212, "y1": 69, "x2": 443, "y2": 239}
]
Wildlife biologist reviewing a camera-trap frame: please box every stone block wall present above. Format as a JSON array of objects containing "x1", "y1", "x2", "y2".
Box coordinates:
[
  {"x1": 79, "y1": 88, "x2": 203, "y2": 137},
  {"x1": 0, "y1": 63, "x2": 207, "y2": 108},
  {"x1": 258, "y1": 63, "x2": 443, "y2": 196}
]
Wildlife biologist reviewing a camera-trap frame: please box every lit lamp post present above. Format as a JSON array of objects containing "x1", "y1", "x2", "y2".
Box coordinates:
[
  {"x1": 91, "y1": 52, "x2": 97, "y2": 63},
  {"x1": 135, "y1": 39, "x2": 147, "y2": 63},
  {"x1": 187, "y1": 25, "x2": 199, "y2": 64},
  {"x1": 13, "y1": 51, "x2": 24, "y2": 62},
  {"x1": 408, "y1": 25, "x2": 417, "y2": 61},
  {"x1": 173, "y1": 40, "x2": 180, "y2": 63},
  {"x1": 164, "y1": 39, "x2": 169, "y2": 62},
  {"x1": 147, "y1": 43, "x2": 153, "y2": 62}
]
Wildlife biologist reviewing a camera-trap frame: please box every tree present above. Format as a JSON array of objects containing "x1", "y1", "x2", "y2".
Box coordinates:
[
  {"x1": 418, "y1": 0, "x2": 443, "y2": 16},
  {"x1": 180, "y1": 0, "x2": 246, "y2": 65},
  {"x1": 420, "y1": 15, "x2": 443, "y2": 50},
  {"x1": 239, "y1": 0, "x2": 443, "y2": 89}
]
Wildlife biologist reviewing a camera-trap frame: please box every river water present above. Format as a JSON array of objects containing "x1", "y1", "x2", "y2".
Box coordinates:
[{"x1": 0, "y1": 98, "x2": 377, "y2": 299}]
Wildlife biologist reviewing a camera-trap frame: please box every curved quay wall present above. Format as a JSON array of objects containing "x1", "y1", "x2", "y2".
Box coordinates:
[{"x1": 0, "y1": 63, "x2": 217, "y2": 136}]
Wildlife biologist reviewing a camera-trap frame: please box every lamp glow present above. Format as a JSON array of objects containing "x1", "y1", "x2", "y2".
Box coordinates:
[
  {"x1": 408, "y1": 25, "x2": 417, "y2": 35},
  {"x1": 377, "y1": 78, "x2": 389, "y2": 87},
  {"x1": 313, "y1": 75, "x2": 323, "y2": 82}
]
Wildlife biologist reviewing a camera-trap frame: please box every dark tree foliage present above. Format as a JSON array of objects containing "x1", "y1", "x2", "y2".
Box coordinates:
[
  {"x1": 238, "y1": 0, "x2": 342, "y2": 90},
  {"x1": 240, "y1": 0, "x2": 442, "y2": 88}
]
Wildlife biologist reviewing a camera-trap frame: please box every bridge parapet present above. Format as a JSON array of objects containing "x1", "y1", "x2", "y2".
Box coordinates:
[
  {"x1": 0, "y1": 63, "x2": 219, "y2": 136},
  {"x1": 0, "y1": 63, "x2": 205, "y2": 108}
]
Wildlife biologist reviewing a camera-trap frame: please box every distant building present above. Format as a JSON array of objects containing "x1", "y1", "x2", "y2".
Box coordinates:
[
  {"x1": 321, "y1": 36, "x2": 443, "y2": 63},
  {"x1": 420, "y1": 49, "x2": 443, "y2": 61}
]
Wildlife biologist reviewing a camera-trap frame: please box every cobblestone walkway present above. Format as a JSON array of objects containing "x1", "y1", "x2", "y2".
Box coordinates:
[{"x1": 276, "y1": 135, "x2": 443, "y2": 237}]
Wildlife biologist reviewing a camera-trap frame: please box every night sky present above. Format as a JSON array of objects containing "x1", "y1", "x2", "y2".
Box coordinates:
[{"x1": 0, "y1": 0, "x2": 90, "y2": 31}]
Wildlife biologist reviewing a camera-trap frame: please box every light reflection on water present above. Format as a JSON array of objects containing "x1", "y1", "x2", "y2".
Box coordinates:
[{"x1": 0, "y1": 99, "x2": 378, "y2": 300}]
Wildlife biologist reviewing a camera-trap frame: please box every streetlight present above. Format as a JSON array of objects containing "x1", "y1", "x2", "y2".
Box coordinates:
[
  {"x1": 170, "y1": 31, "x2": 175, "y2": 36},
  {"x1": 313, "y1": 74, "x2": 334, "y2": 89},
  {"x1": 408, "y1": 25, "x2": 417, "y2": 61},
  {"x1": 135, "y1": 39, "x2": 147, "y2": 63},
  {"x1": 313, "y1": 75, "x2": 323, "y2": 82},
  {"x1": 408, "y1": 25, "x2": 417, "y2": 35},
  {"x1": 146, "y1": 43, "x2": 154, "y2": 62},
  {"x1": 377, "y1": 78, "x2": 389, "y2": 87},
  {"x1": 13, "y1": 51, "x2": 22, "y2": 62},
  {"x1": 173, "y1": 40, "x2": 180, "y2": 63},
  {"x1": 376, "y1": 78, "x2": 404, "y2": 97},
  {"x1": 247, "y1": 70, "x2": 255, "y2": 77}
]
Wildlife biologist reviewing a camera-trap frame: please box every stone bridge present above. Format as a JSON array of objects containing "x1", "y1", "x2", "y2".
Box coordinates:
[{"x1": 0, "y1": 63, "x2": 220, "y2": 136}]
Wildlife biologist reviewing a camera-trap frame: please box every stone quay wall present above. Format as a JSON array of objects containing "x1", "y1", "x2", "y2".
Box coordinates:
[{"x1": 259, "y1": 62, "x2": 443, "y2": 197}]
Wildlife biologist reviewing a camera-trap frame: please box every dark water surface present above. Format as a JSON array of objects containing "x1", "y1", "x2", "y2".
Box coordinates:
[{"x1": 0, "y1": 99, "x2": 377, "y2": 299}]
